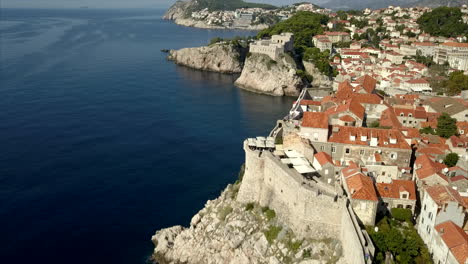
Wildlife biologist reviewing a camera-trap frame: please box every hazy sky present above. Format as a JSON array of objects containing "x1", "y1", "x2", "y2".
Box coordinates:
[{"x1": 2, "y1": 0, "x2": 329, "y2": 9}]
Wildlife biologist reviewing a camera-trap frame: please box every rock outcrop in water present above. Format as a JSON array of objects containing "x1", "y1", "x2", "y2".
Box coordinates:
[
  {"x1": 168, "y1": 44, "x2": 247, "y2": 74},
  {"x1": 151, "y1": 183, "x2": 344, "y2": 264},
  {"x1": 234, "y1": 53, "x2": 304, "y2": 96}
]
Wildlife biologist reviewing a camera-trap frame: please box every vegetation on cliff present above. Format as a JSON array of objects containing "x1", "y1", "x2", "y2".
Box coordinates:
[
  {"x1": 257, "y1": 12, "x2": 336, "y2": 78},
  {"x1": 257, "y1": 11, "x2": 328, "y2": 48},
  {"x1": 417, "y1": 7, "x2": 468, "y2": 37}
]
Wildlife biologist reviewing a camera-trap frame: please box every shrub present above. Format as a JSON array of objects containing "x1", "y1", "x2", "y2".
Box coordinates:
[
  {"x1": 391, "y1": 208, "x2": 412, "y2": 222},
  {"x1": 302, "y1": 248, "x2": 312, "y2": 258},
  {"x1": 245, "y1": 202, "x2": 255, "y2": 211},
  {"x1": 444, "y1": 153, "x2": 459, "y2": 168},
  {"x1": 263, "y1": 225, "x2": 282, "y2": 243},
  {"x1": 262, "y1": 207, "x2": 276, "y2": 221},
  {"x1": 218, "y1": 206, "x2": 233, "y2": 221},
  {"x1": 286, "y1": 239, "x2": 303, "y2": 253}
]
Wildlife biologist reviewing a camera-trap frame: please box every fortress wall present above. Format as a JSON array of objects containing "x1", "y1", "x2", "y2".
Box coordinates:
[{"x1": 237, "y1": 141, "x2": 375, "y2": 263}]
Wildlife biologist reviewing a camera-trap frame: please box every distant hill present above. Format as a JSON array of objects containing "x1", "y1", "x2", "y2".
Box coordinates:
[
  {"x1": 190, "y1": 0, "x2": 277, "y2": 11},
  {"x1": 319, "y1": 0, "x2": 466, "y2": 10}
]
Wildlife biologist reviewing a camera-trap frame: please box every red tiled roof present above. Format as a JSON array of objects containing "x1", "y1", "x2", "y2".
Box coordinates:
[
  {"x1": 314, "y1": 152, "x2": 334, "y2": 166},
  {"x1": 414, "y1": 154, "x2": 447, "y2": 180},
  {"x1": 435, "y1": 221, "x2": 468, "y2": 264},
  {"x1": 441, "y1": 42, "x2": 468, "y2": 48},
  {"x1": 339, "y1": 115, "x2": 355, "y2": 122},
  {"x1": 376, "y1": 180, "x2": 417, "y2": 200},
  {"x1": 301, "y1": 112, "x2": 329, "y2": 129},
  {"x1": 426, "y1": 185, "x2": 467, "y2": 208},
  {"x1": 344, "y1": 170, "x2": 378, "y2": 201},
  {"x1": 356, "y1": 75, "x2": 377, "y2": 94},
  {"x1": 328, "y1": 126, "x2": 411, "y2": 149},
  {"x1": 325, "y1": 99, "x2": 365, "y2": 120}
]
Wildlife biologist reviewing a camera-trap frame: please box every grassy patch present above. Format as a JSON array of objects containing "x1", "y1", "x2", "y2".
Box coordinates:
[
  {"x1": 217, "y1": 206, "x2": 233, "y2": 221},
  {"x1": 264, "y1": 225, "x2": 282, "y2": 243},
  {"x1": 262, "y1": 207, "x2": 276, "y2": 221}
]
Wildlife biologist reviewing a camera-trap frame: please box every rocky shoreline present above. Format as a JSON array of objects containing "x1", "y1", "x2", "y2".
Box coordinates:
[
  {"x1": 151, "y1": 182, "x2": 344, "y2": 264},
  {"x1": 167, "y1": 44, "x2": 247, "y2": 74}
]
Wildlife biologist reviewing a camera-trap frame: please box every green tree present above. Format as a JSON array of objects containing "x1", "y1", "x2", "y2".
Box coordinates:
[
  {"x1": 257, "y1": 11, "x2": 329, "y2": 48},
  {"x1": 436, "y1": 113, "x2": 457, "y2": 138},
  {"x1": 417, "y1": 7, "x2": 468, "y2": 38},
  {"x1": 444, "y1": 153, "x2": 459, "y2": 167},
  {"x1": 419, "y1": 126, "x2": 436, "y2": 135},
  {"x1": 446, "y1": 71, "x2": 468, "y2": 95}
]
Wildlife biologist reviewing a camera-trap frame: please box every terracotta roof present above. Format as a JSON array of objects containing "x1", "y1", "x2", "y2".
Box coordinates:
[
  {"x1": 328, "y1": 126, "x2": 411, "y2": 149},
  {"x1": 441, "y1": 42, "x2": 468, "y2": 48},
  {"x1": 344, "y1": 169, "x2": 379, "y2": 201},
  {"x1": 314, "y1": 152, "x2": 334, "y2": 166},
  {"x1": 325, "y1": 99, "x2": 365, "y2": 120},
  {"x1": 435, "y1": 221, "x2": 468, "y2": 264},
  {"x1": 426, "y1": 185, "x2": 467, "y2": 208},
  {"x1": 301, "y1": 112, "x2": 329, "y2": 129},
  {"x1": 414, "y1": 154, "x2": 447, "y2": 180},
  {"x1": 325, "y1": 31, "x2": 350, "y2": 36},
  {"x1": 450, "y1": 135, "x2": 468, "y2": 148},
  {"x1": 356, "y1": 75, "x2": 377, "y2": 93},
  {"x1": 380, "y1": 108, "x2": 402, "y2": 128},
  {"x1": 339, "y1": 115, "x2": 355, "y2": 122},
  {"x1": 294, "y1": 99, "x2": 322, "y2": 106},
  {"x1": 376, "y1": 180, "x2": 417, "y2": 200}
]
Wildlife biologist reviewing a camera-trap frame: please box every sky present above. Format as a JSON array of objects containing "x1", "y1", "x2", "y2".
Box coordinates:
[{"x1": 1, "y1": 0, "x2": 329, "y2": 9}]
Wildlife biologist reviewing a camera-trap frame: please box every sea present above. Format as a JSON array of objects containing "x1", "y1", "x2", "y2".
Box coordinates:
[{"x1": 0, "y1": 8, "x2": 295, "y2": 264}]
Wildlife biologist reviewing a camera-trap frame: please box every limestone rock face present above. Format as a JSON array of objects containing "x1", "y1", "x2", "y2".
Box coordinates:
[
  {"x1": 151, "y1": 184, "x2": 344, "y2": 264},
  {"x1": 168, "y1": 44, "x2": 246, "y2": 74},
  {"x1": 303, "y1": 61, "x2": 333, "y2": 88},
  {"x1": 235, "y1": 54, "x2": 304, "y2": 97}
]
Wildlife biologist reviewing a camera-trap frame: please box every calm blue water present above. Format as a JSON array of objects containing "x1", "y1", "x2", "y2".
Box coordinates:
[{"x1": 0, "y1": 8, "x2": 294, "y2": 264}]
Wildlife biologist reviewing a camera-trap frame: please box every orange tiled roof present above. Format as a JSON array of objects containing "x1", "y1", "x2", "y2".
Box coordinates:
[
  {"x1": 314, "y1": 152, "x2": 334, "y2": 166},
  {"x1": 302, "y1": 112, "x2": 329, "y2": 129},
  {"x1": 376, "y1": 180, "x2": 417, "y2": 200},
  {"x1": 328, "y1": 126, "x2": 411, "y2": 149},
  {"x1": 414, "y1": 154, "x2": 447, "y2": 180},
  {"x1": 344, "y1": 170, "x2": 378, "y2": 201},
  {"x1": 356, "y1": 75, "x2": 377, "y2": 94},
  {"x1": 441, "y1": 42, "x2": 468, "y2": 48},
  {"x1": 426, "y1": 185, "x2": 467, "y2": 208},
  {"x1": 435, "y1": 221, "x2": 468, "y2": 264}
]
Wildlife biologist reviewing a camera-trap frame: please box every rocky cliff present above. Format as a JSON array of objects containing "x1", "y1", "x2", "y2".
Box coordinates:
[
  {"x1": 151, "y1": 183, "x2": 344, "y2": 264},
  {"x1": 234, "y1": 54, "x2": 305, "y2": 97},
  {"x1": 168, "y1": 44, "x2": 247, "y2": 74},
  {"x1": 303, "y1": 61, "x2": 332, "y2": 89}
]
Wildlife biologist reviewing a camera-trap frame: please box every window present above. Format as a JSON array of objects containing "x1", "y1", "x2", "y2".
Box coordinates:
[
  {"x1": 382, "y1": 171, "x2": 386, "y2": 175},
  {"x1": 403, "y1": 120, "x2": 406, "y2": 124},
  {"x1": 345, "y1": 148, "x2": 350, "y2": 154},
  {"x1": 325, "y1": 169, "x2": 329, "y2": 175},
  {"x1": 320, "y1": 146, "x2": 325, "y2": 151},
  {"x1": 332, "y1": 146, "x2": 336, "y2": 153},
  {"x1": 409, "y1": 121, "x2": 412, "y2": 124},
  {"x1": 428, "y1": 212, "x2": 432, "y2": 220},
  {"x1": 313, "y1": 132, "x2": 319, "y2": 141},
  {"x1": 402, "y1": 194, "x2": 408, "y2": 199},
  {"x1": 422, "y1": 217, "x2": 424, "y2": 224},
  {"x1": 360, "y1": 149, "x2": 364, "y2": 155},
  {"x1": 390, "y1": 153, "x2": 397, "y2": 159},
  {"x1": 400, "y1": 113, "x2": 404, "y2": 116},
  {"x1": 424, "y1": 204, "x2": 426, "y2": 211},
  {"x1": 360, "y1": 203, "x2": 367, "y2": 210},
  {"x1": 406, "y1": 205, "x2": 412, "y2": 209},
  {"x1": 397, "y1": 204, "x2": 403, "y2": 208}
]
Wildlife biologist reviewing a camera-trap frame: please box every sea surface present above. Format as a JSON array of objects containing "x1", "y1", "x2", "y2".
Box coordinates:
[{"x1": 0, "y1": 8, "x2": 294, "y2": 264}]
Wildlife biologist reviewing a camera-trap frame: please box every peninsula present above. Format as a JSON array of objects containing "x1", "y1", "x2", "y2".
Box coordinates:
[{"x1": 163, "y1": 0, "x2": 329, "y2": 30}]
